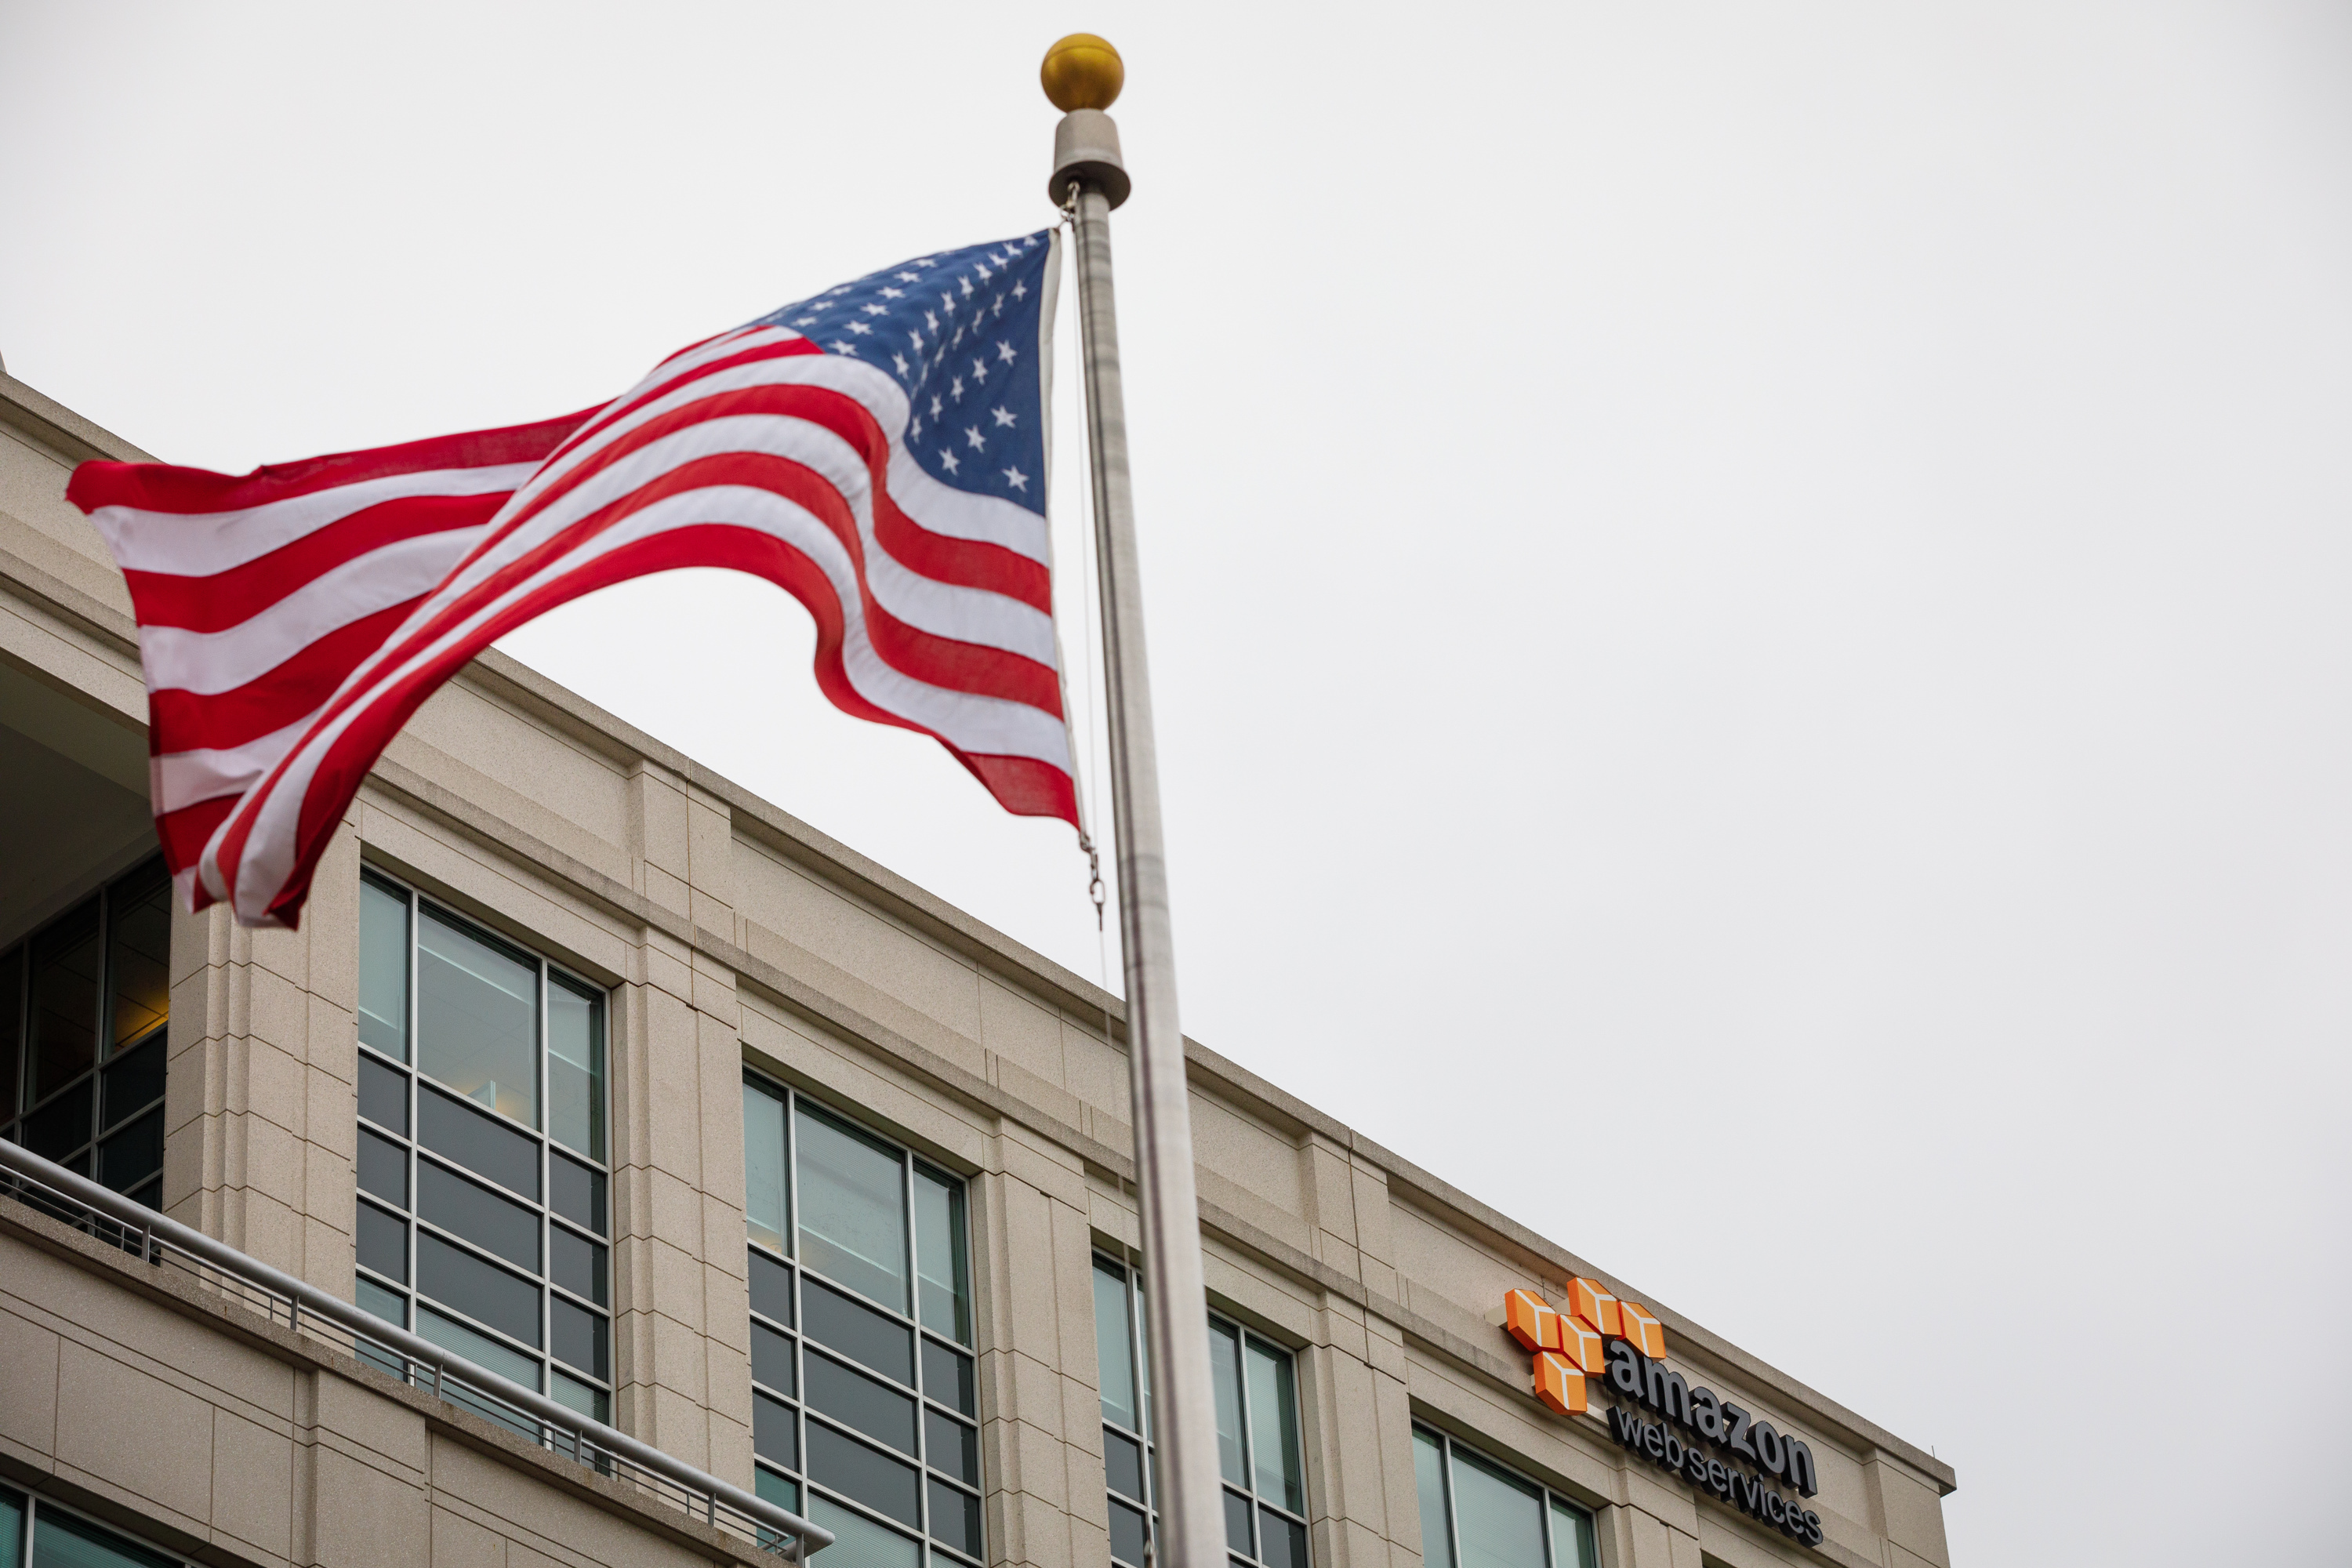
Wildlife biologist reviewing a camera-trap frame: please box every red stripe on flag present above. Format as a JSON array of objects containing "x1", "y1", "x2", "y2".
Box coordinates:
[
  {"x1": 241, "y1": 522, "x2": 946, "y2": 925},
  {"x1": 499, "y1": 380, "x2": 1052, "y2": 615},
  {"x1": 67, "y1": 409, "x2": 593, "y2": 515},
  {"x1": 152, "y1": 796, "x2": 238, "y2": 884},
  {"x1": 550, "y1": 337, "x2": 824, "y2": 464},
  {"x1": 121, "y1": 492, "x2": 503, "y2": 631},
  {"x1": 147, "y1": 598, "x2": 425, "y2": 753}
]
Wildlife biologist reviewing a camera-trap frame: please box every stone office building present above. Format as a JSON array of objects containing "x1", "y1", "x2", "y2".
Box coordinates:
[{"x1": 0, "y1": 365, "x2": 1955, "y2": 1568}]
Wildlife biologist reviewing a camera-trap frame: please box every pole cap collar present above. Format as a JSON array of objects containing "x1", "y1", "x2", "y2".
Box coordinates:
[{"x1": 1051, "y1": 108, "x2": 1131, "y2": 209}]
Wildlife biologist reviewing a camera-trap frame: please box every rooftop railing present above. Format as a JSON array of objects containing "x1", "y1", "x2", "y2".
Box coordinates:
[{"x1": 0, "y1": 1138, "x2": 831, "y2": 1563}]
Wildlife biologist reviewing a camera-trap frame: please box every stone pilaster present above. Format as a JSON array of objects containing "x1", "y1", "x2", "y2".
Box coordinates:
[{"x1": 164, "y1": 816, "x2": 361, "y2": 1298}]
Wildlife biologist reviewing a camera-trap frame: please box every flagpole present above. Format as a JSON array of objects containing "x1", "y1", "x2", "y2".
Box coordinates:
[{"x1": 1044, "y1": 35, "x2": 1226, "y2": 1568}]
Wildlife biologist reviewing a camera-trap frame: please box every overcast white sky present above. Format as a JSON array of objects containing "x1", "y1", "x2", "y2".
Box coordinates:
[{"x1": 6, "y1": 2, "x2": 2350, "y2": 1562}]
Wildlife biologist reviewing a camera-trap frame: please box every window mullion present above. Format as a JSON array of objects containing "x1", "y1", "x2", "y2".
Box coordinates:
[
  {"x1": 1231, "y1": 1316, "x2": 1258, "y2": 1527},
  {"x1": 406, "y1": 886, "x2": 420, "y2": 1330},
  {"x1": 539, "y1": 956, "x2": 551, "y2": 1400},
  {"x1": 1430, "y1": 1439, "x2": 1449, "y2": 1568},
  {"x1": 900, "y1": 1136, "x2": 926, "y2": 1559},
  {"x1": 1130, "y1": 1266, "x2": 1152, "y2": 1520}
]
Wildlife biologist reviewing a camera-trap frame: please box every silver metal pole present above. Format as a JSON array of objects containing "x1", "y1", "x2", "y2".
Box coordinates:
[{"x1": 1045, "y1": 42, "x2": 1226, "y2": 1568}]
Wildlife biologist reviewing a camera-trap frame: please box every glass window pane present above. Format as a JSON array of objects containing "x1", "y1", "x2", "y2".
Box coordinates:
[
  {"x1": 32, "y1": 1503, "x2": 177, "y2": 1568},
  {"x1": 552, "y1": 1370, "x2": 608, "y2": 1424},
  {"x1": 359, "y1": 1128, "x2": 408, "y2": 1207},
  {"x1": 753, "y1": 1320, "x2": 798, "y2": 1396},
  {"x1": 794, "y1": 1103, "x2": 906, "y2": 1311},
  {"x1": 930, "y1": 1477, "x2": 983, "y2": 1557},
  {"x1": 357, "y1": 1274, "x2": 407, "y2": 1328},
  {"x1": 1094, "y1": 1258, "x2": 1138, "y2": 1432},
  {"x1": 1261, "y1": 1506, "x2": 1308, "y2": 1568},
  {"x1": 419, "y1": 1083, "x2": 539, "y2": 1200},
  {"x1": 807, "y1": 1497, "x2": 920, "y2": 1568},
  {"x1": 551, "y1": 1294, "x2": 608, "y2": 1380},
  {"x1": 1247, "y1": 1338, "x2": 1304, "y2": 1513},
  {"x1": 29, "y1": 898, "x2": 100, "y2": 1103},
  {"x1": 550, "y1": 1152, "x2": 603, "y2": 1234},
  {"x1": 355, "y1": 1279, "x2": 408, "y2": 1379},
  {"x1": 1134, "y1": 1279, "x2": 1152, "y2": 1428},
  {"x1": 802, "y1": 1276, "x2": 913, "y2": 1385},
  {"x1": 417, "y1": 1303, "x2": 543, "y2": 1391},
  {"x1": 98, "y1": 1108, "x2": 163, "y2": 1195},
  {"x1": 547, "y1": 975, "x2": 603, "y2": 1161},
  {"x1": 912, "y1": 1163, "x2": 968, "y2": 1343},
  {"x1": 927, "y1": 1406, "x2": 978, "y2": 1486},
  {"x1": 357, "y1": 1200, "x2": 408, "y2": 1284},
  {"x1": 24, "y1": 1079, "x2": 92, "y2": 1160},
  {"x1": 1414, "y1": 1430, "x2": 1454, "y2": 1568},
  {"x1": 105, "y1": 858, "x2": 172, "y2": 1055},
  {"x1": 922, "y1": 1338, "x2": 975, "y2": 1417},
  {"x1": 419, "y1": 1157, "x2": 540, "y2": 1272},
  {"x1": 358, "y1": 877, "x2": 410, "y2": 1061},
  {"x1": 416, "y1": 1230, "x2": 541, "y2": 1348},
  {"x1": 1108, "y1": 1497, "x2": 1150, "y2": 1568},
  {"x1": 1208, "y1": 1321, "x2": 1246, "y2": 1486},
  {"x1": 751, "y1": 1248, "x2": 796, "y2": 1327},
  {"x1": 757, "y1": 1466, "x2": 801, "y2": 1515},
  {"x1": 807, "y1": 1423, "x2": 921, "y2": 1528},
  {"x1": 1449, "y1": 1446, "x2": 1545, "y2": 1568},
  {"x1": 1223, "y1": 1488, "x2": 1254, "y2": 1555},
  {"x1": 807, "y1": 1348, "x2": 917, "y2": 1456},
  {"x1": 359, "y1": 1054, "x2": 408, "y2": 1135},
  {"x1": 100, "y1": 1033, "x2": 165, "y2": 1128},
  {"x1": 0, "y1": 1475, "x2": 18, "y2": 1568},
  {"x1": 0, "y1": 946, "x2": 22, "y2": 1123},
  {"x1": 754, "y1": 1390, "x2": 800, "y2": 1470},
  {"x1": 1549, "y1": 1501, "x2": 1596, "y2": 1568},
  {"x1": 1103, "y1": 1425, "x2": 1145, "y2": 1503},
  {"x1": 551, "y1": 1225, "x2": 606, "y2": 1306},
  {"x1": 418, "y1": 908, "x2": 538, "y2": 1127},
  {"x1": 744, "y1": 1078, "x2": 789, "y2": 1254}
]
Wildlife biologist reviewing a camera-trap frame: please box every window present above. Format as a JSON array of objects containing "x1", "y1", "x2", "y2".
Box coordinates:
[
  {"x1": 1413, "y1": 1425, "x2": 1596, "y2": 1568},
  {"x1": 3, "y1": 1484, "x2": 189, "y2": 1568},
  {"x1": 0, "y1": 856, "x2": 171, "y2": 1207},
  {"x1": 1093, "y1": 1254, "x2": 1310, "y2": 1568},
  {"x1": 353, "y1": 869, "x2": 612, "y2": 1423},
  {"x1": 742, "y1": 1073, "x2": 980, "y2": 1568}
]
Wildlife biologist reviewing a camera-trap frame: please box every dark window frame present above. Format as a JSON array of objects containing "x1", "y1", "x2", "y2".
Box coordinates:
[
  {"x1": 1094, "y1": 1250, "x2": 1315, "y2": 1568},
  {"x1": 0, "y1": 854, "x2": 172, "y2": 1210},
  {"x1": 5, "y1": 1479, "x2": 198, "y2": 1568},
  {"x1": 353, "y1": 866, "x2": 613, "y2": 1422},
  {"x1": 1413, "y1": 1422, "x2": 1599, "y2": 1568},
  {"x1": 743, "y1": 1067, "x2": 982, "y2": 1568}
]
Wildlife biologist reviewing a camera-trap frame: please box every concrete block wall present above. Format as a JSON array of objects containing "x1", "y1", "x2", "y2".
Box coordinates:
[{"x1": 0, "y1": 1214, "x2": 758, "y2": 1568}]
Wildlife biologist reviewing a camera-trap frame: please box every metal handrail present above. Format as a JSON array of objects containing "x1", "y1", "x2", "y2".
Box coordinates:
[{"x1": 0, "y1": 1138, "x2": 829, "y2": 1561}]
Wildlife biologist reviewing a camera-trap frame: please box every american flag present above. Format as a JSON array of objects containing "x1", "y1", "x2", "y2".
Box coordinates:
[{"x1": 67, "y1": 230, "x2": 1077, "y2": 927}]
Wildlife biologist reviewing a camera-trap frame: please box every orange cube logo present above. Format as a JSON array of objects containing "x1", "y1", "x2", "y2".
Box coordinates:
[
  {"x1": 1502, "y1": 1288, "x2": 1562, "y2": 1353},
  {"x1": 1533, "y1": 1351, "x2": 1588, "y2": 1415},
  {"x1": 1619, "y1": 1301, "x2": 1667, "y2": 1358},
  {"x1": 1556, "y1": 1312, "x2": 1607, "y2": 1374},
  {"x1": 1568, "y1": 1277, "x2": 1621, "y2": 1338}
]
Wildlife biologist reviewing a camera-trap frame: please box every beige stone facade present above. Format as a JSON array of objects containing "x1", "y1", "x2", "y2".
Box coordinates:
[{"x1": 0, "y1": 372, "x2": 1955, "y2": 1568}]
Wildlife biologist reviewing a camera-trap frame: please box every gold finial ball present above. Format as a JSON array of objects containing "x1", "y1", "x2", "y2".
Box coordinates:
[{"x1": 1041, "y1": 34, "x2": 1123, "y2": 112}]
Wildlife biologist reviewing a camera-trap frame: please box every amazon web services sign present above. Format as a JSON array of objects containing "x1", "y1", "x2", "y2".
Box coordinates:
[{"x1": 1500, "y1": 1283, "x2": 1827, "y2": 1549}]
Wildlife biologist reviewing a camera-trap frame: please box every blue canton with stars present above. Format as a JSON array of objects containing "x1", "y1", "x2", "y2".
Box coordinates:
[{"x1": 746, "y1": 230, "x2": 1055, "y2": 517}]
